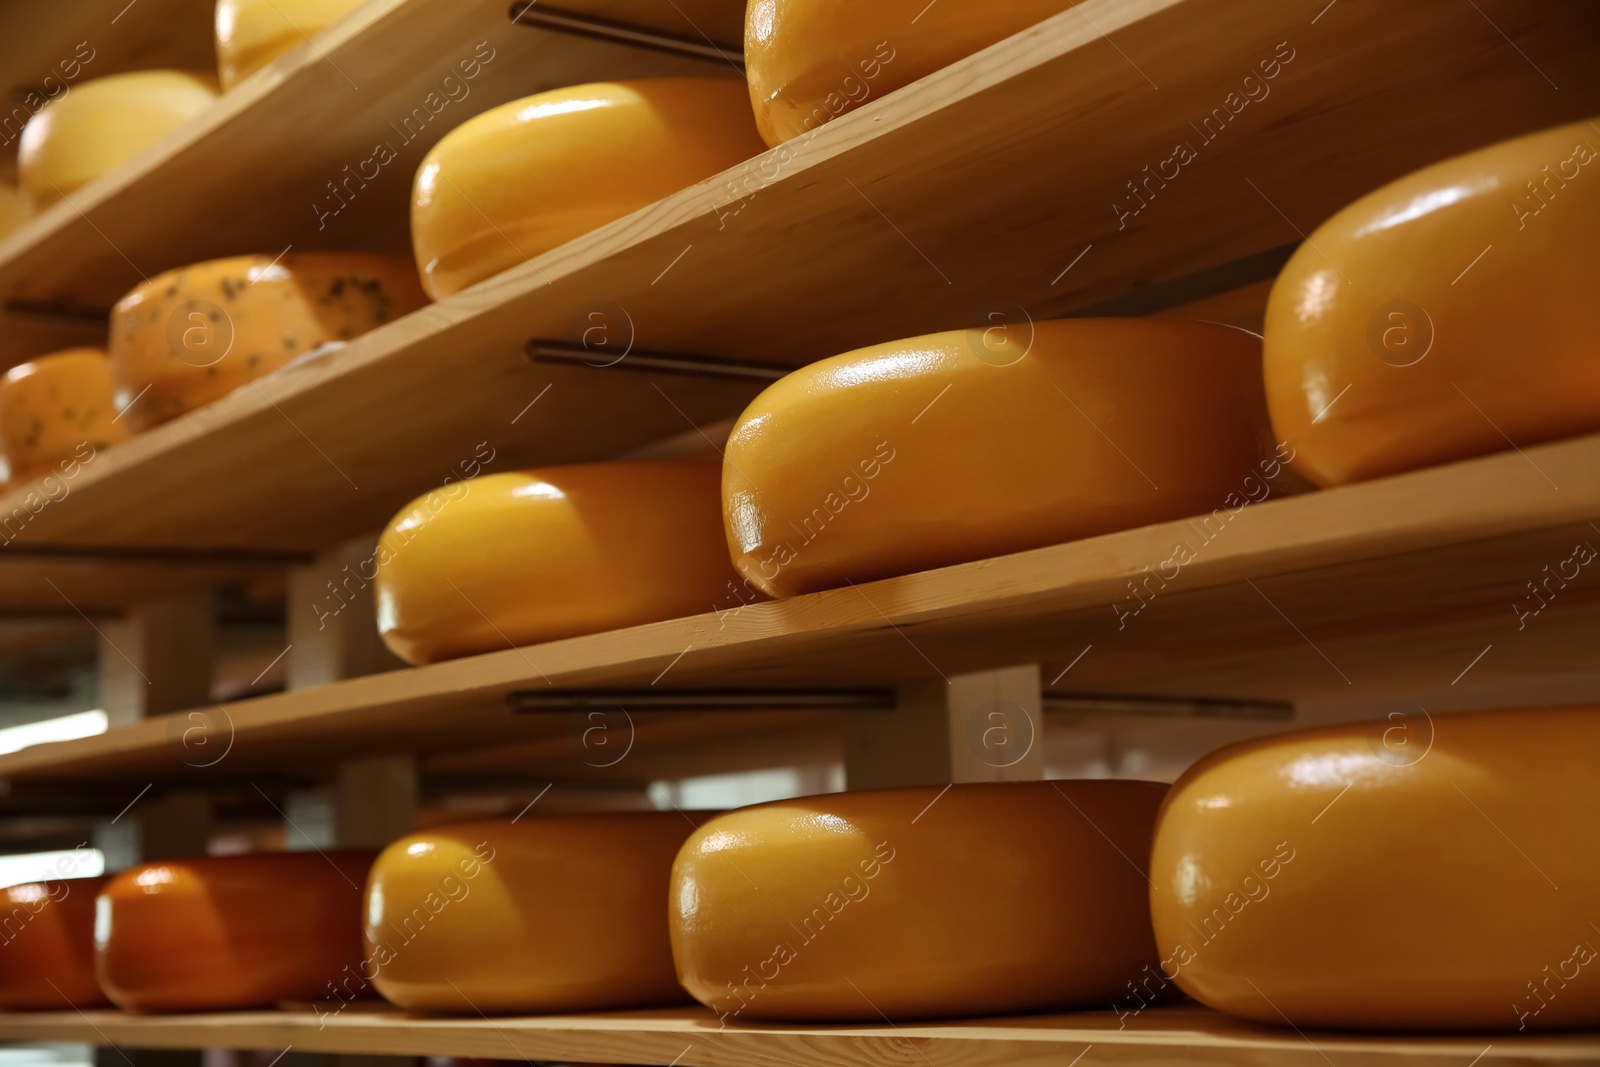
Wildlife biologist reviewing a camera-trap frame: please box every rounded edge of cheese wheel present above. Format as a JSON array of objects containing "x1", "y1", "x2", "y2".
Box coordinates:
[
  {"x1": 411, "y1": 78, "x2": 765, "y2": 300},
  {"x1": 1262, "y1": 116, "x2": 1600, "y2": 487},
  {"x1": 1149, "y1": 704, "x2": 1600, "y2": 1031},
  {"x1": 669, "y1": 780, "x2": 1166, "y2": 1022},
  {"x1": 365, "y1": 814, "x2": 701, "y2": 1013},
  {"x1": 0, "y1": 347, "x2": 127, "y2": 482},
  {"x1": 722, "y1": 317, "x2": 1278, "y2": 599},
  {"x1": 94, "y1": 851, "x2": 374, "y2": 1012},
  {"x1": 373, "y1": 461, "x2": 742, "y2": 665},
  {"x1": 215, "y1": 0, "x2": 369, "y2": 89},
  {"x1": 107, "y1": 251, "x2": 427, "y2": 430},
  {"x1": 0, "y1": 877, "x2": 111, "y2": 1010},
  {"x1": 17, "y1": 70, "x2": 218, "y2": 211}
]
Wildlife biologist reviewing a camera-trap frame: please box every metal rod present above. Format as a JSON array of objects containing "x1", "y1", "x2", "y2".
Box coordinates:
[
  {"x1": 4, "y1": 299, "x2": 112, "y2": 325},
  {"x1": 527, "y1": 341, "x2": 790, "y2": 382},
  {"x1": 508, "y1": 689, "x2": 896, "y2": 713},
  {"x1": 1043, "y1": 693, "x2": 1294, "y2": 721},
  {"x1": 507, "y1": 3, "x2": 744, "y2": 69}
]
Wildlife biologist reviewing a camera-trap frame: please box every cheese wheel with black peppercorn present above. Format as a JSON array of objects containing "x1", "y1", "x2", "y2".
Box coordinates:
[
  {"x1": 215, "y1": 0, "x2": 369, "y2": 89},
  {"x1": 669, "y1": 781, "x2": 1166, "y2": 1021},
  {"x1": 0, "y1": 877, "x2": 111, "y2": 1010},
  {"x1": 0, "y1": 349, "x2": 127, "y2": 481},
  {"x1": 107, "y1": 252, "x2": 427, "y2": 430}
]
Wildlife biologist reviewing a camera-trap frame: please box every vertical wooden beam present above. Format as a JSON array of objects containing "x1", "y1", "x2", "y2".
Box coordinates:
[
  {"x1": 285, "y1": 535, "x2": 403, "y2": 689},
  {"x1": 96, "y1": 590, "x2": 215, "y2": 726}
]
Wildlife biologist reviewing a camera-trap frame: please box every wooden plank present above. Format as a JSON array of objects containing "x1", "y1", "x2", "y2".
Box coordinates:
[{"x1": 0, "y1": 1, "x2": 215, "y2": 101}]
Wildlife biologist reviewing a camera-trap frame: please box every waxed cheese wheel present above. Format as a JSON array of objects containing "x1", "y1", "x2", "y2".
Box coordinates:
[
  {"x1": 412, "y1": 78, "x2": 764, "y2": 299},
  {"x1": 670, "y1": 781, "x2": 1165, "y2": 1021},
  {"x1": 364, "y1": 814, "x2": 700, "y2": 1013},
  {"x1": 0, "y1": 877, "x2": 110, "y2": 1010},
  {"x1": 95, "y1": 851, "x2": 374, "y2": 1012},
  {"x1": 215, "y1": 0, "x2": 368, "y2": 89},
  {"x1": 0, "y1": 349, "x2": 127, "y2": 481},
  {"x1": 746, "y1": 0, "x2": 1066, "y2": 145},
  {"x1": 1149, "y1": 706, "x2": 1600, "y2": 1031},
  {"x1": 724, "y1": 319, "x2": 1275, "y2": 598},
  {"x1": 375, "y1": 462, "x2": 740, "y2": 664},
  {"x1": 0, "y1": 184, "x2": 24, "y2": 239},
  {"x1": 18, "y1": 71, "x2": 218, "y2": 211},
  {"x1": 108, "y1": 252, "x2": 427, "y2": 430},
  {"x1": 1264, "y1": 117, "x2": 1600, "y2": 487}
]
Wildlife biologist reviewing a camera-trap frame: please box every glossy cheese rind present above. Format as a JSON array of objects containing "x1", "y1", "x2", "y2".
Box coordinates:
[
  {"x1": 95, "y1": 851, "x2": 374, "y2": 1012},
  {"x1": 375, "y1": 462, "x2": 740, "y2": 665},
  {"x1": 215, "y1": 0, "x2": 368, "y2": 89},
  {"x1": 723, "y1": 318, "x2": 1276, "y2": 598},
  {"x1": 365, "y1": 815, "x2": 699, "y2": 1013},
  {"x1": 1149, "y1": 706, "x2": 1600, "y2": 1031},
  {"x1": 1263, "y1": 116, "x2": 1600, "y2": 487},
  {"x1": 108, "y1": 252, "x2": 427, "y2": 430},
  {"x1": 670, "y1": 780, "x2": 1166, "y2": 1021},
  {"x1": 0, "y1": 877, "x2": 111, "y2": 1010},
  {"x1": 745, "y1": 0, "x2": 1067, "y2": 146},
  {"x1": 411, "y1": 78, "x2": 765, "y2": 299},
  {"x1": 0, "y1": 349, "x2": 127, "y2": 481},
  {"x1": 17, "y1": 71, "x2": 218, "y2": 211}
]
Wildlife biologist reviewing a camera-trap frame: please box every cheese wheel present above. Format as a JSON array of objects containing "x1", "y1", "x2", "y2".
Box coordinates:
[
  {"x1": 0, "y1": 349, "x2": 127, "y2": 481},
  {"x1": 108, "y1": 252, "x2": 427, "y2": 430},
  {"x1": 670, "y1": 781, "x2": 1166, "y2": 1021},
  {"x1": 0, "y1": 184, "x2": 24, "y2": 239},
  {"x1": 746, "y1": 0, "x2": 1065, "y2": 146},
  {"x1": 365, "y1": 815, "x2": 699, "y2": 1013},
  {"x1": 0, "y1": 877, "x2": 111, "y2": 1010},
  {"x1": 412, "y1": 78, "x2": 764, "y2": 300},
  {"x1": 17, "y1": 71, "x2": 218, "y2": 211},
  {"x1": 724, "y1": 319, "x2": 1275, "y2": 598},
  {"x1": 1149, "y1": 706, "x2": 1600, "y2": 1031},
  {"x1": 1264, "y1": 117, "x2": 1600, "y2": 487},
  {"x1": 215, "y1": 0, "x2": 368, "y2": 89},
  {"x1": 95, "y1": 851, "x2": 374, "y2": 1012}
]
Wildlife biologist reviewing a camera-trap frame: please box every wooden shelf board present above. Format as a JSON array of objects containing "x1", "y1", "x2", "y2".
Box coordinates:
[{"x1": 0, "y1": 0, "x2": 215, "y2": 104}]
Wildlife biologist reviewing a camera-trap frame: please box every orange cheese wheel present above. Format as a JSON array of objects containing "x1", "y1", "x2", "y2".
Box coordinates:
[
  {"x1": 108, "y1": 252, "x2": 427, "y2": 430},
  {"x1": 746, "y1": 0, "x2": 1066, "y2": 145},
  {"x1": 1264, "y1": 117, "x2": 1600, "y2": 487},
  {"x1": 374, "y1": 462, "x2": 741, "y2": 665},
  {"x1": 215, "y1": 0, "x2": 368, "y2": 89},
  {"x1": 411, "y1": 78, "x2": 764, "y2": 299},
  {"x1": 723, "y1": 319, "x2": 1276, "y2": 598},
  {"x1": 1149, "y1": 706, "x2": 1600, "y2": 1031},
  {"x1": 364, "y1": 815, "x2": 699, "y2": 1013},
  {"x1": 0, "y1": 877, "x2": 110, "y2": 1010},
  {"x1": 670, "y1": 781, "x2": 1166, "y2": 1021},
  {"x1": 0, "y1": 348, "x2": 127, "y2": 481},
  {"x1": 17, "y1": 71, "x2": 218, "y2": 211},
  {"x1": 95, "y1": 851, "x2": 374, "y2": 1012}
]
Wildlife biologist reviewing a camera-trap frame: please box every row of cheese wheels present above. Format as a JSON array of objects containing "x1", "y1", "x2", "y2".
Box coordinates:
[{"x1": 2, "y1": 706, "x2": 1594, "y2": 1031}]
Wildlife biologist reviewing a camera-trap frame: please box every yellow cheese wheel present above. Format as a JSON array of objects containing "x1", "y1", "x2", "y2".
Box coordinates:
[
  {"x1": 670, "y1": 781, "x2": 1166, "y2": 1021},
  {"x1": 364, "y1": 815, "x2": 699, "y2": 1013},
  {"x1": 1264, "y1": 117, "x2": 1600, "y2": 487},
  {"x1": 375, "y1": 461, "x2": 741, "y2": 665},
  {"x1": 724, "y1": 319, "x2": 1277, "y2": 598},
  {"x1": 0, "y1": 184, "x2": 25, "y2": 239},
  {"x1": 18, "y1": 71, "x2": 218, "y2": 211},
  {"x1": 746, "y1": 0, "x2": 1066, "y2": 146},
  {"x1": 108, "y1": 252, "x2": 427, "y2": 430},
  {"x1": 215, "y1": 0, "x2": 368, "y2": 89},
  {"x1": 0, "y1": 877, "x2": 111, "y2": 1010},
  {"x1": 412, "y1": 78, "x2": 765, "y2": 300},
  {"x1": 0, "y1": 348, "x2": 127, "y2": 481},
  {"x1": 1149, "y1": 706, "x2": 1600, "y2": 1031}
]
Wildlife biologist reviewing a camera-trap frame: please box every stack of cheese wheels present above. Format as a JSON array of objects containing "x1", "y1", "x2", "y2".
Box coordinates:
[
  {"x1": 0, "y1": 877, "x2": 110, "y2": 1010},
  {"x1": 723, "y1": 319, "x2": 1274, "y2": 597},
  {"x1": 374, "y1": 462, "x2": 741, "y2": 664},
  {"x1": 215, "y1": 0, "x2": 369, "y2": 89},
  {"x1": 1264, "y1": 116, "x2": 1600, "y2": 487},
  {"x1": 95, "y1": 851, "x2": 374, "y2": 1011},
  {"x1": 412, "y1": 78, "x2": 765, "y2": 299},
  {"x1": 670, "y1": 781, "x2": 1166, "y2": 1021},
  {"x1": 0, "y1": 349, "x2": 127, "y2": 481},
  {"x1": 1149, "y1": 705, "x2": 1600, "y2": 1031},
  {"x1": 18, "y1": 71, "x2": 218, "y2": 211},
  {"x1": 745, "y1": 0, "x2": 1065, "y2": 145},
  {"x1": 0, "y1": 184, "x2": 24, "y2": 239},
  {"x1": 108, "y1": 252, "x2": 427, "y2": 430},
  {"x1": 365, "y1": 814, "x2": 701, "y2": 1012}
]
